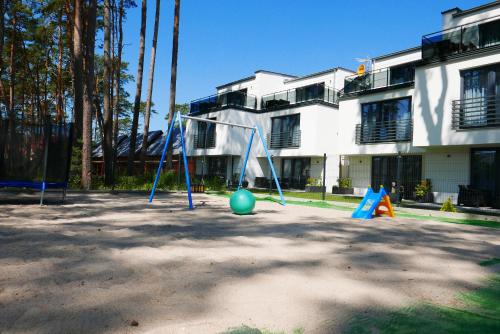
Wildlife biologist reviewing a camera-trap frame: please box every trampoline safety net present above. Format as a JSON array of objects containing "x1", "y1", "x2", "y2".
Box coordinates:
[{"x1": 0, "y1": 117, "x2": 73, "y2": 199}]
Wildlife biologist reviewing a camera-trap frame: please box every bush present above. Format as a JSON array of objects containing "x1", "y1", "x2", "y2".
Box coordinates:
[
  {"x1": 306, "y1": 177, "x2": 321, "y2": 186},
  {"x1": 415, "y1": 179, "x2": 432, "y2": 199},
  {"x1": 204, "y1": 176, "x2": 225, "y2": 191},
  {"x1": 338, "y1": 177, "x2": 352, "y2": 188},
  {"x1": 440, "y1": 197, "x2": 457, "y2": 212},
  {"x1": 157, "y1": 170, "x2": 177, "y2": 190}
]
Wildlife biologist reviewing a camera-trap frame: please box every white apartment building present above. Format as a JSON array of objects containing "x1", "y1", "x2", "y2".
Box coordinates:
[
  {"x1": 186, "y1": 1, "x2": 500, "y2": 208},
  {"x1": 185, "y1": 68, "x2": 353, "y2": 190},
  {"x1": 340, "y1": 1, "x2": 500, "y2": 207}
]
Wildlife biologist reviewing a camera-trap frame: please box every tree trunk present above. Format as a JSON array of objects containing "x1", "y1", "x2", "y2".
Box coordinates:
[
  {"x1": 8, "y1": 4, "x2": 17, "y2": 121},
  {"x1": 102, "y1": 0, "x2": 113, "y2": 185},
  {"x1": 166, "y1": 0, "x2": 181, "y2": 168},
  {"x1": 72, "y1": 0, "x2": 84, "y2": 141},
  {"x1": 140, "y1": 0, "x2": 160, "y2": 171},
  {"x1": 126, "y1": 0, "x2": 147, "y2": 175},
  {"x1": 113, "y1": 0, "x2": 123, "y2": 142},
  {"x1": 82, "y1": 0, "x2": 97, "y2": 190},
  {"x1": 0, "y1": 0, "x2": 9, "y2": 115},
  {"x1": 112, "y1": 0, "x2": 123, "y2": 180},
  {"x1": 56, "y1": 9, "x2": 64, "y2": 122}
]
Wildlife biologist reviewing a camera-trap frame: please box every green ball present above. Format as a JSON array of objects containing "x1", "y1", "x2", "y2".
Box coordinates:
[{"x1": 230, "y1": 189, "x2": 256, "y2": 215}]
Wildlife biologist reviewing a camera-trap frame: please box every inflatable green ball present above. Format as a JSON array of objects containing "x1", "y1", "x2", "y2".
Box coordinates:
[{"x1": 230, "y1": 189, "x2": 256, "y2": 215}]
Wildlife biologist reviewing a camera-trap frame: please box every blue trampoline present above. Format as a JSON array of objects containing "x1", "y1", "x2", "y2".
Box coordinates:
[{"x1": 0, "y1": 117, "x2": 73, "y2": 205}]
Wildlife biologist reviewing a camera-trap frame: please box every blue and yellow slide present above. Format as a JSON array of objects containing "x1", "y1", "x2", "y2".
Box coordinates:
[{"x1": 351, "y1": 186, "x2": 395, "y2": 219}]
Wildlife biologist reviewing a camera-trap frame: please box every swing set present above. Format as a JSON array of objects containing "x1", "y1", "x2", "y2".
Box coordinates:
[{"x1": 149, "y1": 111, "x2": 286, "y2": 209}]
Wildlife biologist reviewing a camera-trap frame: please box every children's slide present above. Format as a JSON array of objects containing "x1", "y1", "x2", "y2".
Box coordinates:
[{"x1": 351, "y1": 186, "x2": 395, "y2": 219}]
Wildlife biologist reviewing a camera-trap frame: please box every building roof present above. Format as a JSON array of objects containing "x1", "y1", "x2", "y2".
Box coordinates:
[
  {"x1": 284, "y1": 67, "x2": 355, "y2": 84},
  {"x1": 92, "y1": 130, "x2": 178, "y2": 159},
  {"x1": 372, "y1": 46, "x2": 421, "y2": 61},
  {"x1": 146, "y1": 128, "x2": 181, "y2": 156},
  {"x1": 215, "y1": 69, "x2": 297, "y2": 90},
  {"x1": 441, "y1": 1, "x2": 500, "y2": 17}
]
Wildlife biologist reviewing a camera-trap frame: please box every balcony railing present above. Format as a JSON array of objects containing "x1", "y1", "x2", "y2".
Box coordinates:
[
  {"x1": 193, "y1": 132, "x2": 216, "y2": 149},
  {"x1": 261, "y1": 84, "x2": 338, "y2": 110},
  {"x1": 268, "y1": 130, "x2": 301, "y2": 149},
  {"x1": 452, "y1": 95, "x2": 500, "y2": 130},
  {"x1": 190, "y1": 91, "x2": 257, "y2": 115},
  {"x1": 343, "y1": 64, "x2": 415, "y2": 96},
  {"x1": 422, "y1": 16, "x2": 500, "y2": 61},
  {"x1": 355, "y1": 119, "x2": 412, "y2": 144}
]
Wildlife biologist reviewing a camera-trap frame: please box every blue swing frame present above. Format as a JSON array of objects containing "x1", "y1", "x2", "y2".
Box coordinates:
[{"x1": 149, "y1": 112, "x2": 286, "y2": 209}]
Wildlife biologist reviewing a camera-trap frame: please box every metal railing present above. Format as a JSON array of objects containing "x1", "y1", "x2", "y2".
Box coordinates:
[
  {"x1": 355, "y1": 119, "x2": 412, "y2": 144},
  {"x1": 452, "y1": 95, "x2": 500, "y2": 130},
  {"x1": 190, "y1": 91, "x2": 257, "y2": 115},
  {"x1": 343, "y1": 64, "x2": 415, "y2": 95},
  {"x1": 422, "y1": 16, "x2": 500, "y2": 61},
  {"x1": 193, "y1": 132, "x2": 216, "y2": 149},
  {"x1": 267, "y1": 130, "x2": 301, "y2": 149},
  {"x1": 261, "y1": 84, "x2": 339, "y2": 110}
]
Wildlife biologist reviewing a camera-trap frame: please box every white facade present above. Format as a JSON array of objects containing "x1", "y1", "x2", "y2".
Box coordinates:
[{"x1": 186, "y1": 1, "x2": 500, "y2": 207}]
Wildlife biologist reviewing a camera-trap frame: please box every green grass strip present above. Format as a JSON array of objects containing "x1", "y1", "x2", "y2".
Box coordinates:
[
  {"x1": 345, "y1": 275, "x2": 500, "y2": 334},
  {"x1": 479, "y1": 258, "x2": 500, "y2": 267},
  {"x1": 210, "y1": 192, "x2": 499, "y2": 229}
]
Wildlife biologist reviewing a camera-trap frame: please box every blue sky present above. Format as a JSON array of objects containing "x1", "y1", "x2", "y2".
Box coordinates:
[{"x1": 118, "y1": 0, "x2": 485, "y2": 131}]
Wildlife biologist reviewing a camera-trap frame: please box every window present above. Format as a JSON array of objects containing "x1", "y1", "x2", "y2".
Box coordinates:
[
  {"x1": 270, "y1": 114, "x2": 300, "y2": 148},
  {"x1": 478, "y1": 19, "x2": 500, "y2": 48},
  {"x1": 372, "y1": 155, "x2": 422, "y2": 200},
  {"x1": 360, "y1": 97, "x2": 412, "y2": 142},
  {"x1": 461, "y1": 63, "x2": 500, "y2": 127},
  {"x1": 281, "y1": 158, "x2": 311, "y2": 190},
  {"x1": 470, "y1": 148, "x2": 500, "y2": 206},
  {"x1": 389, "y1": 63, "x2": 415, "y2": 86},
  {"x1": 196, "y1": 118, "x2": 216, "y2": 148},
  {"x1": 296, "y1": 83, "x2": 324, "y2": 103}
]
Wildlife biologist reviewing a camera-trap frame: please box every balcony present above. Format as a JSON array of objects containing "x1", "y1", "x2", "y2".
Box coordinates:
[
  {"x1": 422, "y1": 17, "x2": 500, "y2": 62},
  {"x1": 193, "y1": 131, "x2": 216, "y2": 149},
  {"x1": 261, "y1": 84, "x2": 339, "y2": 110},
  {"x1": 355, "y1": 119, "x2": 412, "y2": 144},
  {"x1": 343, "y1": 64, "x2": 415, "y2": 96},
  {"x1": 268, "y1": 130, "x2": 301, "y2": 149},
  {"x1": 190, "y1": 91, "x2": 257, "y2": 115},
  {"x1": 452, "y1": 95, "x2": 500, "y2": 130}
]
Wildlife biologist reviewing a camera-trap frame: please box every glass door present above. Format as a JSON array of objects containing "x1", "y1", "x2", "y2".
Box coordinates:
[{"x1": 471, "y1": 148, "x2": 499, "y2": 206}]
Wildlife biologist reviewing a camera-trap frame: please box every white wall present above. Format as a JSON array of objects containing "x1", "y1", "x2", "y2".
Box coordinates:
[
  {"x1": 346, "y1": 156, "x2": 371, "y2": 196},
  {"x1": 442, "y1": 4, "x2": 500, "y2": 30},
  {"x1": 372, "y1": 49, "x2": 421, "y2": 70},
  {"x1": 336, "y1": 87, "x2": 428, "y2": 156},
  {"x1": 423, "y1": 151, "x2": 470, "y2": 204},
  {"x1": 413, "y1": 52, "x2": 500, "y2": 147}
]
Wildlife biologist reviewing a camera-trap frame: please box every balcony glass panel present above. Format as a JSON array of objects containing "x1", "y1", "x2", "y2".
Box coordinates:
[
  {"x1": 261, "y1": 83, "x2": 338, "y2": 110},
  {"x1": 422, "y1": 17, "x2": 500, "y2": 61},
  {"x1": 343, "y1": 64, "x2": 415, "y2": 95},
  {"x1": 190, "y1": 91, "x2": 256, "y2": 114}
]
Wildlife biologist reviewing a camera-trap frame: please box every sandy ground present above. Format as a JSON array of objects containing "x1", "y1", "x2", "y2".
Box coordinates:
[{"x1": 0, "y1": 192, "x2": 499, "y2": 334}]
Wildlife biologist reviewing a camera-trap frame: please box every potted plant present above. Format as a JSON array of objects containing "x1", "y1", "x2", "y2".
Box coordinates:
[
  {"x1": 332, "y1": 177, "x2": 354, "y2": 195},
  {"x1": 414, "y1": 179, "x2": 433, "y2": 203},
  {"x1": 305, "y1": 177, "x2": 326, "y2": 193}
]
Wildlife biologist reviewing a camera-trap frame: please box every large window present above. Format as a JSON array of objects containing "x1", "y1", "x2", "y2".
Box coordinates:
[
  {"x1": 372, "y1": 155, "x2": 422, "y2": 200},
  {"x1": 359, "y1": 97, "x2": 412, "y2": 143},
  {"x1": 195, "y1": 118, "x2": 216, "y2": 148},
  {"x1": 270, "y1": 114, "x2": 300, "y2": 148},
  {"x1": 470, "y1": 148, "x2": 500, "y2": 207},
  {"x1": 281, "y1": 158, "x2": 310, "y2": 190},
  {"x1": 460, "y1": 63, "x2": 500, "y2": 128}
]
